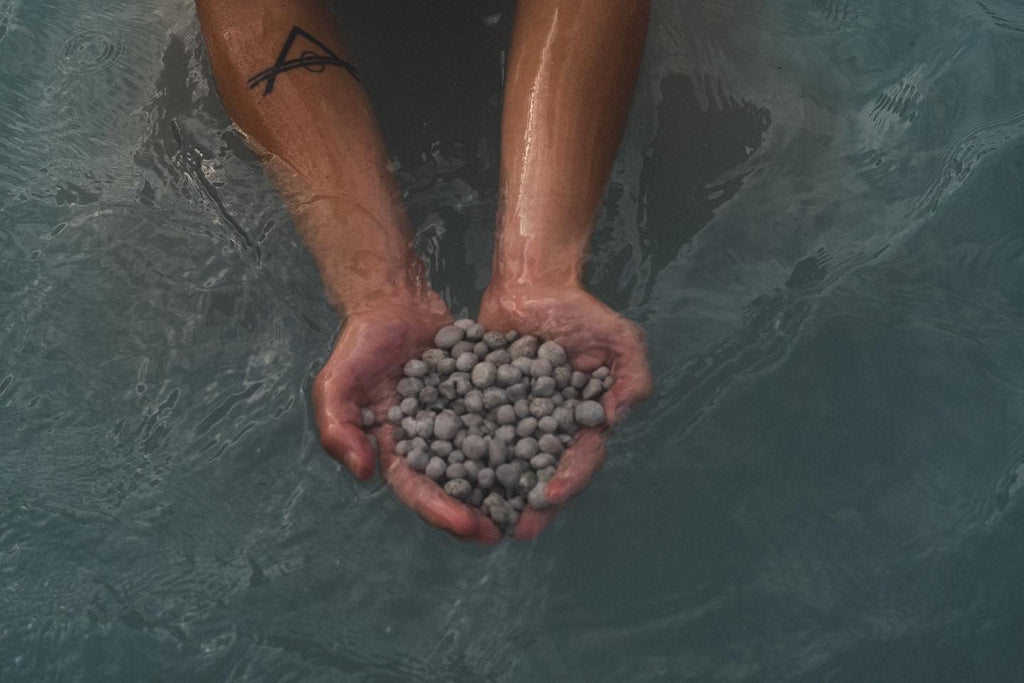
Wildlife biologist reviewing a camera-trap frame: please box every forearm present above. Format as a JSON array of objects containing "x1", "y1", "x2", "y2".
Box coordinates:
[
  {"x1": 493, "y1": 0, "x2": 650, "y2": 290},
  {"x1": 196, "y1": 0, "x2": 423, "y2": 311}
]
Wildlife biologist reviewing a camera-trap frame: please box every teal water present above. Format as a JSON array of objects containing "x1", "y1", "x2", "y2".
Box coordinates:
[{"x1": 3, "y1": 0, "x2": 1024, "y2": 680}]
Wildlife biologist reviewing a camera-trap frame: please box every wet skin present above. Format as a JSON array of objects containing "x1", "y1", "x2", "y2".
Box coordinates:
[{"x1": 196, "y1": 0, "x2": 652, "y2": 541}]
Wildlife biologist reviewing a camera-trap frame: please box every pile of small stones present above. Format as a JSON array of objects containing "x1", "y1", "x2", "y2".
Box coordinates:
[{"x1": 377, "y1": 319, "x2": 614, "y2": 532}]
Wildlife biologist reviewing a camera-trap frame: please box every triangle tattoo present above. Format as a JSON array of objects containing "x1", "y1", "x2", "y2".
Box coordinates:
[{"x1": 247, "y1": 25, "x2": 359, "y2": 96}]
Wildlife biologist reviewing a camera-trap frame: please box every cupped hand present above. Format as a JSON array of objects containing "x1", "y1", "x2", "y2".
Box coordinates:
[
  {"x1": 478, "y1": 282, "x2": 653, "y2": 539},
  {"x1": 313, "y1": 292, "x2": 501, "y2": 544}
]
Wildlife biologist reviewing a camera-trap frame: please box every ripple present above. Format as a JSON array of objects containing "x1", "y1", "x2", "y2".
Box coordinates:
[{"x1": 59, "y1": 29, "x2": 126, "y2": 74}]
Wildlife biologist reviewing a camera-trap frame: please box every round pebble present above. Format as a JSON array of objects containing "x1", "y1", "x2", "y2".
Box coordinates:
[
  {"x1": 404, "y1": 359, "x2": 429, "y2": 378},
  {"x1": 574, "y1": 400, "x2": 606, "y2": 427},
  {"x1": 461, "y1": 434, "x2": 488, "y2": 459},
  {"x1": 495, "y1": 463, "x2": 520, "y2": 490},
  {"x1": 407, "y1": 449, "x2": 430, "y2": 471},
  {"x1": 455, "y1": 352, "x2": 478, "y2": 372},
  {"x1": 425, "y1": 456, "x2": 446, "y2": 480},
  {"x1": 444, "y1": 478, "x2": 472, "y2": 500},
  {"x1": 537, "y1": 340, "x2": 567, "y2": 366},
  {"x1": 434, "y1": 325, "x2": 465, "y2": 349},
  {"x1": 508, "y1": 335, "x2": 538, "y2": 360},
  {"x1": 471, "y1": 362, "x2": 497, "y2": 388}
]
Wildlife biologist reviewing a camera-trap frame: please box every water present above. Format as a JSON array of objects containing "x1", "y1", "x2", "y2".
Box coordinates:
[{"x1": 3, "y1": 0, "x2": 1024, "y2": 679}]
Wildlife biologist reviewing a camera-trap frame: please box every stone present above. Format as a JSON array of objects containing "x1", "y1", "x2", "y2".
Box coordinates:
[
  {"x1": 471, "y1": 362, "x2": 497, "y2": 388},
  {"x1": 453, "y1": 318, "x2": 475, "y2": 330},
  {"x1": 388, "y1": 405, "x2": 404, "y2": 423},
  {"x1": 485, "y1": 349, "x2": 512, "y2": 366},
  {"x1": 530, "y1": 453, "x2": 556, "y2": 470},
  {"x1": 473, "y1": 342, "x2": 490, "y2": 357},
  {"x1": 400, "y1": 397, "x2": 418, "y2": 415},
  {"x1": 397, "y1": 377, "x2": 424, "y2": 398},
  {"x1": 436, "y1": 357, "x2": 457, "y2": 376},
  {"x1": 538, "y1": 416, "x2": 558, "y2": 433},
  {"x1": 570, "y1": 371, "x2": 589, "y2": 389},
  {"x1": 488, "y1": 438, "x2": 507, "y2": 467},
  {"x1": 537, "y1": 340, "x2": 567, "y2": 366},
  {"x1": 517, "y1": 471, "x2": 538, "y2": 496},
  {"x1": 592, "y1": 365, "x2": 611, "y2": 380},
  {"x1": 461, "y1": 434, "x2": 488, "y2": 459},
  {"x1": 516, "y1": 416, "x2": 538, "y2": 438},
  {"x1": 496, "y1": 364, "x2": 522, "y2": 386},
  {"x1": 455, "y1": 352, "x2": 478, "y2": 372},
  {"x1": 508, "y1": 335, "x2": 539, "y2": 360},
  {"x1": 448, "y1": 450, "x2": 465, "y2": 463},
  {"x1": 434, "y1": 325, "x2": 466, "y2": 349},
  {"x1": 538, "y1": 433, "x2": 563, "y2": 455},
  {"x1": 446, "y1": 463, "x2": 468, "y2": 480},
  {"x1": 574, "y1": 400, "x2": 606, "y2": 427},
  {"x1": 450, "y1": 341, "x2": 475, "y2": 357},
  {"x1": 477, "y1": 467, "x2": 496, "y2": 488},
  {"x1": 465, "y1": 323, "x2": 486, "y2": 342},
  {"x1": 425, "y1": 456, "x2": 446, "y2": 480},
  {"x1": 494, "y1": 425, "x2": 516, "y2": 444},
  {"x1": 482, "y1": 387, "x2": 509, "y2": 409},
  {"x1": 433, "y1": 411, "x2": 460, "y2": 440},
  {"x1": 407, "y1": 449, "x2": 430, "y2": 472},
  {"x1": 404, "y1": 359, "x2": 429, "y2": 378},
  {"x1": 360, "y1": 408, "x2": 376, "y2": 428},
  {"x1": 537, "y1": 465, "x2": 558, "y2": 481},
  {"x1": 483, "y1": 330, "x2": 508, "y2": 349},
  {"x1": 514, "y1": 437, "x2": 538, "y2": 459},
  {"x1": 444, "y1": 478, "x2": 472, "y2": 500},
  {"x1": 421, "y1": 348, "x2": 447, "y2": 368},
  {"x1": 430, "y1": 440, "x2": 453, "y2": 457},
  {"x1": 529, "y1": 397, "x2": 555, "y2": 418},
  {"x1": 507, "y1": 382, "x2": 528, "y2": 401},
  {"x1": 531, "y1": 358, "x2": 553, "y2": 378},
  {"x1": 582, "y1": 378, "x2": 604, "y2": 400},
  {"x1": 418, "y1": 386, "x2": 438, "y2": 404},
  {"x1": 495, "y1": 404, "x2": 517, "y2": 425},
  {"x1": 528, "y1": 481, "x2": 551, "y2": 509},
  {"x1": 532, "y1": 376, "x2": 557, "y2": 397},
  {"x1": 495, "y1": 463, "x2": 520, "y2": 490}
]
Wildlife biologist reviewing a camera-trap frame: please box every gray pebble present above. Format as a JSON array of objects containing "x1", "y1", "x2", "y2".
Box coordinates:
[
  {"x1": 425, "y1": 456, "x2": 446, "y2": 480},
  {"x1": 407, "y1": 449, "x2": 430, "y2": 471},
  {"x1": 473, "y1": 342, "x2": 490, "y2": 357},
  {"x1": 538, "y1": 416, "x2": 558, "y2": 433},
  {"x1": 514, "y1": 437, "x2": 539, "y2": 459},
  {"x1": 574, "y1": 400, "x2": 606, "y2": 427},
  {"x1": 483, "y1": 330, "x2": 508, "y2": 349},
  {"x1": 436, "y1": 357, "x2": 457, "y2": 376},
  {"x1": 418, "y1": 386, "x2": 438, "y2": 404},
  {"x1": 538, "y1": 433, "x2": 564, "y2": 455},
  {"x1": 507, "y1": 382, "x2": 529, "y2": 401},
  {"x1": 444, "y1": 478, "x2": 472, "y2": 500},
  {"x1": 537, "y1": 465, "x2": 558, "y2": 481},
  {"x1": 388, "y1": 405, "x2": 404, "y2": 423},
  {"x1": 397, "y1": 377, "x2": 424, "y2": 398},
  {"x1": 570, "y1": 371, "x2": 589, "y2": 389},
  {"x1": 553, "y1": 406, "x2": 575, "y2": 432},
  {"x1": 438, "y1": 381, "x2": 457, "y2": 401},
  {"x1": 603, "y1": 375, "x2": 616, "y2": 390},
  {"x1": 508, "y1": 335, "x2": 539, "y2": 360},
  {"x1": 434, "y1": 325, "x2": 466, "y2": 349},
  {"x1": 396, "y1": 440, "x2": 413, "y2": 456},
  {"x1": 453, "y1": 318, "x2": 475, "y2": 330},
  {"x1": 465, "y1": 323, "x2": 486, "y2": 342},
  {"x1": 537, "y1": 340, "x2": 567, "y2": 366},
  {"x1": 464, "y1": 460, "x2": 482, "y2": 482},
  {"x1": 477, "y1": 467, "x2": 496, "y2": 488},
  {"x1": 455, "y1": 352, "x2": 478, "y2": 372},
  {"x1": 517, "y1": 471, "x2": 538, "y2": 496},
  {"x1": 562, "y1": 386, "x2": 578, "y2": 400},
  {"x1": 421, "y1": 348, "x2": 447, "y2": 368},
  {"x1": 433, "y1": 411, "x2": 460, "y2": 440},
  {"x1": 553, "y1": 364, "x2": 572, "y2": 389},
  {"x1": 529, "y1": 397, "x2": 555, "y2": 418},
  {"x1": 401, "y1": 416, "x2": 418, "y2": 436},
  {"x1": 495, "y1": 463, "x2": 520, "y2": 490},
  {"x1": 485, "y1": 349, "x2": 512, "y2": 366},
  {"x1": 404, "y1": 359, "x2": 429, "y2": 378},
  {"x1": 423, "y1": 373, "x2": 439, "y2": 387},
  {"x1": 469, "y1": 487, "x2": 485, "y2": 507},
  {"x1": 471, "y1": 362, "x2": 497, "y2": 388},
  {"x1": 489, "y1": 502, "x2": 515, "y2": 525},
  {"x1": 446, "y1": 462, "x2": 468, "y2": 480},
  {"x1": 482, "y1": 387, "x2": 509, "y2": 409},
  {"x1": 511, "y1": 356, "x2": 533, "y2": 376},
  {"x1": 400, "y1": 397, "x2": 419, "y2": 415},
  {"x1": 450, "y1": 341, "x2": 475, "y2": 357},
  {"x1": 454, "y1": 431, "x2": 465, "y2": 448},
  {"x1": 516, "y1": 416, "x2": 538, "y2": 437},
  {"x1": 464, "y1": 390, "x2": 484, "y2": 413},
  {"x1": 453, "y1": 375, "x2": 472, "y2": 396},
  {"x1": 462, "y1": 413, "x2": 483, "y2": 428},
  {"x1": 451, "y1": 399, "x2": 467, "y2": 415},
  {"x1": 411, "y1": 437, "x2": 427, "y2": 450},
  {"x1": 448, "y1": 450, "x2": 465, "y2": 463},
  {"x1": 494, "y1": 425, "x2": 517, "y2": 443},
  {"x1": 531, "y1": 358, "x2": 553, "y2": 378},
  {"x1": 559, "y1": 433, "x2": 573, "y2": 446},
  {"x1": 582, "y1": 378, "x2": 604, "y2": 400},
  {"x1": 392, "y1": 426, "x2": 408, "y2": 441},
  {"x1": 360, "y1": 408, "x2": 376, "y2": 428},
  {"x1": 551, "y1": 393, "x2": 564, "y2": 407},
  {"x1": 496, "y1": 404, "x2": 517, "y2": 425},
  {"x1": 488, "y1": 438, "x2": 507, "y2": 467},
  {"x1": 514, "y1": 399, "x2": 531, "y2": 420},
  {"x1": 528, "y1": 481, "x2": 551, "y2": 509},
  {"x1": 415, "y1": 417, "x2": 434, "y2": 439},
  {"x1": 496, "y1": 364, "x2": 522, "y2": 386},
  {"x1": 462, "y1": 434, "x2": 488, "y2": 459},
  {"x1": 505, "y1": 330, "x2": 519, "y2": 342},
  {"x1": 532, "y1": 376, "x2": 557, "y2": 397},
  {"x1": 508, "y1": 496, "x2": 525, "y2": 511},
  {"x1": 593, "y1": 365, "x2": 611, "y2": 380},
  {"x1": 430, "y1": 440, "x2": 453, "y2": 457},
  {"x1": 530, "y1": 453, "x2": 556, "y2": 469}
]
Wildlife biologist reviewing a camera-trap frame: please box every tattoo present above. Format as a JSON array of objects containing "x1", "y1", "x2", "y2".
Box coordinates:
[{"x1": 247, "y1": 25, "x2": 359, "y2": 96}]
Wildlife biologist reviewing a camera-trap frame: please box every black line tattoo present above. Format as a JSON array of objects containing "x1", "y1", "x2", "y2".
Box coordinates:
[{"x1": 248, "y1": 25, "x2": 359, "y2": 96}]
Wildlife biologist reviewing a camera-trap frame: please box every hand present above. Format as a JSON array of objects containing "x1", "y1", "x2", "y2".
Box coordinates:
[
  {"x1": 478, "y1": 282, "x2": 653, "y2": 539},
  {"x1": 313, "y1": 291, "x2": 502, "y2": 544}
]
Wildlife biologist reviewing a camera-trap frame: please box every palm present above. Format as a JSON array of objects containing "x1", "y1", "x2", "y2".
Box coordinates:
[
  {"x1": 479, "y1": 284, "x2": 653, "y2": 538},
  {"x1": 314, "y1": 295, "x2": 501, "y2": 543}
]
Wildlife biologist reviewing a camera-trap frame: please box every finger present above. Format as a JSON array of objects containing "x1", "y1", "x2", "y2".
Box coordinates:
[
  {"x1": 319, "y1": 420, "x2": 376, "y2": 480},
  {"x1": 544, "y1": 428, "x2": 607, "y2": 504},
  {"x1": 606, "y1": 337, "x2": 654, "y2": 425},
  {"x1": 512, "y1": 506, "x2": 559, "y2": 540}
]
